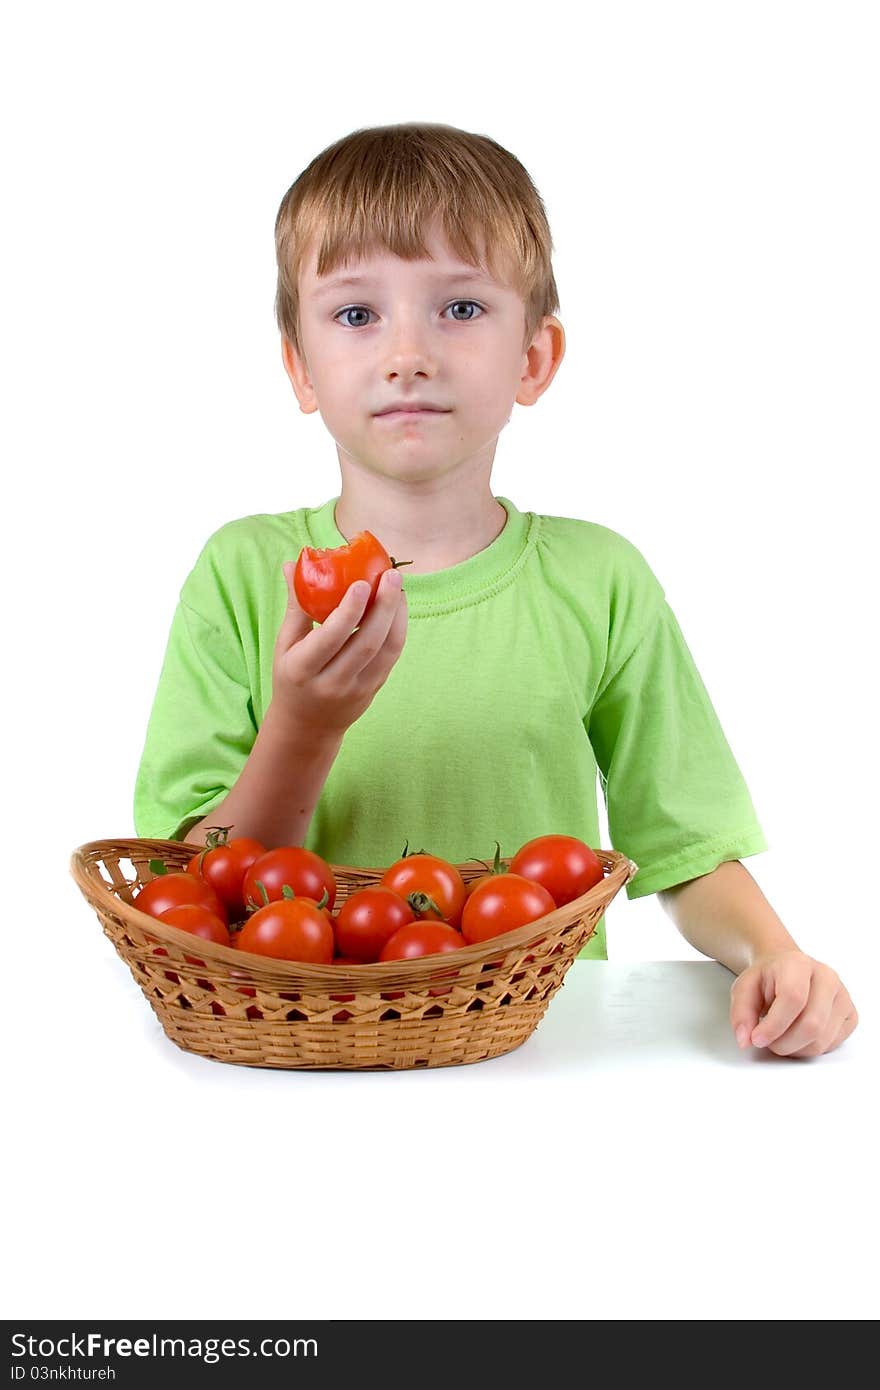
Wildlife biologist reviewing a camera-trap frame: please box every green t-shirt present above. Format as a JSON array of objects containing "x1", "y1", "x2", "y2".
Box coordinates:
[{"x1": 133, "y1": 495, "x2": 767, "y2": 959}]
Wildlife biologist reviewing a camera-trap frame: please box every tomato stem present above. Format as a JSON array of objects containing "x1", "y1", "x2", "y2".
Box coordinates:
[
  {"x1": 465, "y1": 841, "x2": 505, "y2": 875},
  {"x1": 197, "y1": 825, "x2": 235, "y2": 873},
  {"x1": 407, "y1": 891, "x2": 442, "y2": 918},
  {"x1": 399, "y1": 841, "x2": 431, "y2": 858}
]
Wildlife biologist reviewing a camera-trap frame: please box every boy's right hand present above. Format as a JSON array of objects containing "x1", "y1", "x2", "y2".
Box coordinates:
[{"x1": 270, "y1": 562, "x2": 408, "y2": 740}]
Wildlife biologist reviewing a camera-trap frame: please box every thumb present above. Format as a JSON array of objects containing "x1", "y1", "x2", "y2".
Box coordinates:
[
  {"x1": 729, "y1": 966, "x2": 764, "y2": 1049},
  {"x1": 276, "y1": 561, "x2": 315, "y2": 647}
]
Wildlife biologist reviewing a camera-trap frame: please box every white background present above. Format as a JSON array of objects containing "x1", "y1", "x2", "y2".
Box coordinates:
[{"x1": 2, "y1": 0, "x2": 878, "y2": 1325}]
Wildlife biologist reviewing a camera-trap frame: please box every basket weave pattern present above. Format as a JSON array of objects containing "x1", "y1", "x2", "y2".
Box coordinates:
[{"x1": 70, "y1": 838, "x2": 638, "y2": 1071}]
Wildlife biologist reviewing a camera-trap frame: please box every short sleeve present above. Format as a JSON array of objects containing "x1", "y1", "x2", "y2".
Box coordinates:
[
  {"x1": 133, "y1": 596, "x2": 257, "y2": 842},
  {"x1": 588, "y1": 599, "x2": 768, "y2": 899}
]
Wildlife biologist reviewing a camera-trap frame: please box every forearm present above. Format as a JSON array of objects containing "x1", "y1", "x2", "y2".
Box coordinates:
[
  {"x1": 658, "y1": 860, "x2": 799, "y2": 976},
  {"x1": 186, "y1": 703, "x2": 343, "y2": 849}
]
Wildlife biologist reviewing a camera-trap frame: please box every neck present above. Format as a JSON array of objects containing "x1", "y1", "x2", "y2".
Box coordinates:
[{"x1": 333, "y1": 466, "x2": 507, "y2": 575}]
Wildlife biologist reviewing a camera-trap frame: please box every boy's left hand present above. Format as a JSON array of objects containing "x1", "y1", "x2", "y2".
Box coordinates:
[{"x1": 730, "y1": 949, "x2": 858, "y2": 1058}]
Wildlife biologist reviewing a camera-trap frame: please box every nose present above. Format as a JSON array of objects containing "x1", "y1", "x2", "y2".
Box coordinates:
[{"x1": 382, "y1": 313, "x2": 437, "y2": 380}]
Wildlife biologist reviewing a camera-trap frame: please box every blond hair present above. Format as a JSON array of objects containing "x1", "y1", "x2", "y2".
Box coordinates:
[{"x1": 274, "y1": 122, "x2": 559, "y2": 357}]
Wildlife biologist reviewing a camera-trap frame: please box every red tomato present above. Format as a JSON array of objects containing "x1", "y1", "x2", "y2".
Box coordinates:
[
  {"x1": 379, "y1": 921, "x2": 465, "y2": 962},
  {"x1": 156, "y1": 904, "x2": 231, "y2": 948},
  {"x1": 293, "y1": 530, "x2": 412, "y2": 624},
  {"x1": 463, "y1": 841, "x2": 509, "y2": 898},
  {"x1": 135, "y1": 872, "x2": 228, "y2": 925},
  {"x1": 334, "y1": 887, "x2": 415, "y2": 963},
  {"x1": 466, "y1": 873, "x2": 494, "y2": 898},
  {"x1": 379, "y1": 853, "x2": 467, "y2": 928},
  {"x1": 509, "y1": 834, "x2": 603, "y2": 907},
  {"x1": 299, "y1": 898, "x2": 337, "y2": 932},
  {"x1": 187, "y1": 833, "x2": 267, "y2": 920},
  {"x1": 227, "y1": 837, "x2": 266, "y2": 878},
  {"x1": 236, "y1": 897, "x2": 335, "y2": 963},
  {"x1": 242, "y1": 847, "x2": 337, "y2": 913},
  {"x1": 460, "y1": 874, "x2": 556, "y2": 945}
]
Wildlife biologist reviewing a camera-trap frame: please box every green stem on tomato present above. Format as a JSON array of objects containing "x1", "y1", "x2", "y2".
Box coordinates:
[{"x1": 407, "y1": 891, "x2": 443, "y2": 918}]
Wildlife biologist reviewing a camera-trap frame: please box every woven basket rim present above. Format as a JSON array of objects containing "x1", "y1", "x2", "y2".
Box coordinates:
[{"x1": 70, "y1": 836, "x2": 639, "y2": 983}]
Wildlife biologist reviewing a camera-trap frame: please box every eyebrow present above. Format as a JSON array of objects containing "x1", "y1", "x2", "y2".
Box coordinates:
[{"x1": 309, "y1": 269, "x2": 497, "y2": 298}]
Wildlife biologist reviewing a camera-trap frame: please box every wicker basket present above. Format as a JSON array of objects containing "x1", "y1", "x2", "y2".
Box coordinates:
[{"x1": 70, "y1": 838, "x2": 639, "y2": 1071}]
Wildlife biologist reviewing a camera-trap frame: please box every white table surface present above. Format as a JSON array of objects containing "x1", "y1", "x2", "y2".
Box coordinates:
[{"x1": 7, "y1": 954, "x2": 877, "y2": 1322}]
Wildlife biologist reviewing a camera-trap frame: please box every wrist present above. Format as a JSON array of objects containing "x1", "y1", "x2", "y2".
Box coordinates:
[
  {"x1": 748, "y1": 939, "x2": 803, "y2": 970},
  {"x1": 262, "y1": 699, "x2": 345, "y2": 754},
  {"x1": 732, "y1": 914, "x2": 801, "y2": 975}
]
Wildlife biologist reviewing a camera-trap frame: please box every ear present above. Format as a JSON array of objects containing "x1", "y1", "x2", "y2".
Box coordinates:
[
  {"x1": 280, "y1": 336, "x2": 320, "y2": 415},
  {"x1": 516, "y1": 315, "x2": 566, "y2": 408}
]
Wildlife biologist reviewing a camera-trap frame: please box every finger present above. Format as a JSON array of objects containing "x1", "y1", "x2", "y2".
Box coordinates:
[
  {"x1": 730, "y1": 968, "x2": 766, "y2": 1049},
  {"x1": 786, "y1": 997, "x2": 859, "y2": 1059},
  {"x1": 829, "y1": 1008, "x2": 859, "y2": 1052},
  {"x1": 323, "y1": 567, "x2": 406, "y2": 680},
  {"x1": 750, "y1": 971, "x2": 811, "y2": 1049},
  {"x1": 276, "y1": 561, "x2": 320, "y2": 650},
  {"x1": 291, "y1": 578, "x2": 375, "y2": 676},
  {"x1": 757, "y1": 974, "x2": 837, "y2": 1055},
  {"x1": 358, "y1": 578, "x2": 409, "y2": 683}
]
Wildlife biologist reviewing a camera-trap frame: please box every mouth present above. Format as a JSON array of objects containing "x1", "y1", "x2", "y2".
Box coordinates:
[{"x1": 375, "y1": 408, "x2": 451, "y2": 421}]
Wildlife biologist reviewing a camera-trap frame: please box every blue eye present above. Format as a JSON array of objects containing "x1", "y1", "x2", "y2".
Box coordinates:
[
  {"x1": 446, "y1": 300, "x2": 483, "y2": 322},
  {"x1": 334, "y1": 300, "x2": 485, "y2": 328}
]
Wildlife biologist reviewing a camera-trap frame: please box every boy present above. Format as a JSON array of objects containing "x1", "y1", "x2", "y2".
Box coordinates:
[{"x1": 134, "y1": 122, "x2": 857, "y2": 1059}]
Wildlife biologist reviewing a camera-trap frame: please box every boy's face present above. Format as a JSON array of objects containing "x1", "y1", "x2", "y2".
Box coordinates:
[{"x1": 282, "y1": 218, "x2": 563, "y2": 484}]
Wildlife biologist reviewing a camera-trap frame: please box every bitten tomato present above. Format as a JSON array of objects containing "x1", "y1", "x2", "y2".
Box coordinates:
[
  {"x1": 334, "y1": 887, "x2": 415, "y2": 962},
  {"x1": 378, "y1": 921, "x2": 465, "y2": 962},
  {"x1": 236, "y1": 897, "x2": 335, "y2": 963},
  {"x1": 379, "y1": 851, "x2": 467, "y2": 928},
  {"x1": 460, "y1": 874, "x2": 556, "y2": 945},
  {"x1": 243, "y1": 847, "x2": 337, "y2": 913},
  {"x1": 293, "y1": 530, "x2": 412, "y2": 624},
  {"x1": 135, "y1": 872, "x2": 229, "y2": 925},
  {"x1": 509, "y1": 834, "x2": 603, "y2": 907},
  {"x1": 156, "y1": 904, "x2": 231, "y2": 947},
  {"x1": 187, "y1": 828, "x2": 267, "y2": 920}
]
